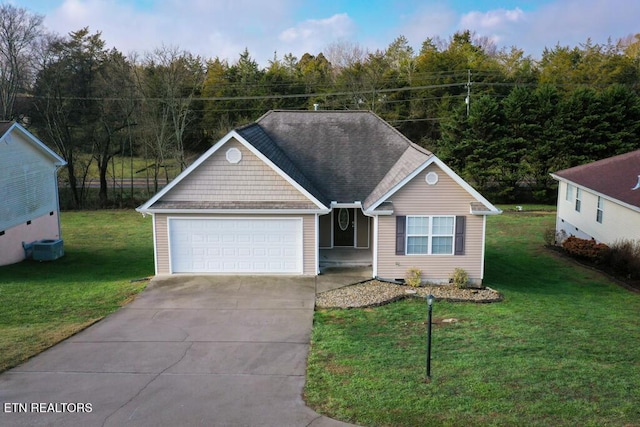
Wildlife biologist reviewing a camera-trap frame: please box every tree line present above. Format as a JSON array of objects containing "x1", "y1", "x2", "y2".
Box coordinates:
[{"x1": 4, "y1": 3, "x2": 640, "y2": 208}]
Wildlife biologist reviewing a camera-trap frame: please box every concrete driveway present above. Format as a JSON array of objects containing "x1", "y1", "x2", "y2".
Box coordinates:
[{"x1": 0, "y1": 275, "x2": 356, "y2": 427}]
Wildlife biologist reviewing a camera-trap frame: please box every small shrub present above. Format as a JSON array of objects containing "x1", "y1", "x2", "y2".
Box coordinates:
[
  {"x1": 543, "y1": 227, "x2": 568, "y2": 246},
  {"x1": 543, "y1": 227, "x2": 556, "y2": 246},
  {"x1": 404, "y1": 267, "x2": 422, "y2": 287},
  {"x1": 601, "y1": 239, "x2": 640, "y2": 279},
  {"x1": 450, "y1": 268, "x2": 469, "y2": 289},
  {"x1": 561, "y1": 236, "x2": 609, "y2": 263}
]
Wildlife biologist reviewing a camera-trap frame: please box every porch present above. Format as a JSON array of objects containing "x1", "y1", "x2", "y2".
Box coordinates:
[{"x1": 319, "y1": 247, "x2": 373, "y2": 269}]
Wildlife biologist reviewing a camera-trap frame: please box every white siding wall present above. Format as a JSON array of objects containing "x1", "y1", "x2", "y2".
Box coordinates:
[
  {"x1": 0, "y1": 131, "x2": 58, "y2": 231},
  {"x1": 556, "y1": 181, "x2": 640, "y2": 244}
]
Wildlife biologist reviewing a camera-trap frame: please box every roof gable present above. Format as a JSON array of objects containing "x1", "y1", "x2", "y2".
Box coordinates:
[
  {"x1": 363, "y1": 144, "x2": 431, "y2": 210},
  {"x1": 552, "y1": 150, "x2": 640, "y2": 209},
  {"x1": 137, "y1": 130, "x2": 328, "y2": 212},
  {"x1": 0, "y1": 121, "x2": 66, "y2": 166},
  {"x1": 366, "y1": 156, "x2": 501, "y2": 215}
]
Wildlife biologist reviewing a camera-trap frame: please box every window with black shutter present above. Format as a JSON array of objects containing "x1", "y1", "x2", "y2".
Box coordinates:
[
  {"x1": 455, "y1": 216, "x2": 465, "y2": 255},
  {"x1": 395, "y1": 216, "x2": 406, "y2": 255}
]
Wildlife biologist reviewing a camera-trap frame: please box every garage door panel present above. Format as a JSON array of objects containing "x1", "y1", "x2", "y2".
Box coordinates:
[
  {"x1": 169, "y1": 218, "x2": 303, "y2": 274},
  {"x1": 237, "y1": 235, "x2": 251, "y2": 243}
]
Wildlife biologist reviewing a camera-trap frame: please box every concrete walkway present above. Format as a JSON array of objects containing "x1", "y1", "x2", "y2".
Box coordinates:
[{"x1": 0, "y1": 275, "x2": 358, "y2": 427}]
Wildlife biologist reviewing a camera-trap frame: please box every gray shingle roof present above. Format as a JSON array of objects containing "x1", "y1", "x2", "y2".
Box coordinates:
[
  {"x1": 235, "y1": 122, "x2": 329, "y2": 206},
  {"x1": 244, "y1": 110, "x2": 432, "y2": 207}
]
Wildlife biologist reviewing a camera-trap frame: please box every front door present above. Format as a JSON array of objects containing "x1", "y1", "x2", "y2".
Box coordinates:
[{"x1": 333, "y1": 208, "x2": 355, "y2": 247}]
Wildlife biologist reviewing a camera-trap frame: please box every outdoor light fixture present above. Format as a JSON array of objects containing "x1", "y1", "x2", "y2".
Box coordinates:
[{"x1": 426, "y1": 294, "x2": 434, "y2": 382}]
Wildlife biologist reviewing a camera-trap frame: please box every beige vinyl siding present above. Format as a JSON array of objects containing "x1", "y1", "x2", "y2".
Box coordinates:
[
  {"x1": 154, "y1": 214, "x2": 169, "y2": 274},
  {"x1": 376, "y1": 164, "x2": 485, "y2": 283},
  {"x1": 304, "y1": 214, "x2": 317, "y2": 274},
  {"x1": 153, "y1": 213, "x2": 317, "y2": 275},
  {"x1": 160, "y1": 138, "x2": 314, "y2": 206}
]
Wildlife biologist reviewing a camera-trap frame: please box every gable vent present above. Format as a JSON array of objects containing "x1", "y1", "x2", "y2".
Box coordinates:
[
  {"x1": 632, "y1": 175, "x2": 640, "y2": 191},
  {"x1": 226, "y1": 147, "x2": 242, "y2": 164}
]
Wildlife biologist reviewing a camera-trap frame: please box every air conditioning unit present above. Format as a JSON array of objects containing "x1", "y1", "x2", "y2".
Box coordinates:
[{"x1": 32, "y1": 239, "x2": 64, "y2": 261}]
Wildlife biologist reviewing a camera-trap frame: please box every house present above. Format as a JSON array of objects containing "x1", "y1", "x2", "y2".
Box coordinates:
[
  {"x1": 137, "y1": 111, "x2": 501, "y2": 285},
  {"x1": 0, "y1": 121, "x2": 66, "y2": 266},
  {"x1": 551, "y1": 149, "x2": 640, "y2": 245}
]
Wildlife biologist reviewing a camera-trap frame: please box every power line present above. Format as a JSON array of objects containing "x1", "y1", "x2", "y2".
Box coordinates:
[{"x1": 23, "y1": 81, "x2": 468, "y2": 102}]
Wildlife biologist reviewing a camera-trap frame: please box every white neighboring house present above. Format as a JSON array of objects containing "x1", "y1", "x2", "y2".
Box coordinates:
[
  {"x1": 550, "y1": 149, "x2": 640, "y2": 245},
  {"x1": 0, "y1": 121, "x2": 66, "y2": 266}
]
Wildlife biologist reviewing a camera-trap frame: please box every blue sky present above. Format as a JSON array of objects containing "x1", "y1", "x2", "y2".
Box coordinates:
[{"x1": 15, "y1": 0, "x2": 640, "y2": 65}]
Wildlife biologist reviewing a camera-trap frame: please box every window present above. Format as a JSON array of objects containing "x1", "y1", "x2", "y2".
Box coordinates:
[
  {"x1": 566, "y1": 184, "x2": 574, "y2": 202},
  {"x1": 407, "y1": 216, "x2": 428, "y2": 254},
  {"x1": 596, "y1": 197, "x2": 604, "y2": 223},
  {"x1": 575, "y1": 188, "x2": 582, "y2": 212},
  {"x1": 432, "y1": 217, "x2": 454, "y2": 254},
  {"x1": 406, "y1": 216, "x2": 454, "y2": 255}
]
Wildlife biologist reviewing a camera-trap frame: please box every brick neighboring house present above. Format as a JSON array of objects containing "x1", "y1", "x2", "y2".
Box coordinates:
[
  {"x1": 0, "y1": 122, "x2": 66, "y2": 266},
  {"x1": 137, "y1": 110, "x2": 501, "y2": 285},
  {"x1": 551, "y1": 149, "x2": 640, "y2": 244}
]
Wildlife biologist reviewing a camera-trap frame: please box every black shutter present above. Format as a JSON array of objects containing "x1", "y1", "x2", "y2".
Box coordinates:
[
  {"x1": 396, "y1": 216, "x2": 406, "y2": 255},
  {"x1": 455, "y1": 216, "x2": 465, "y2": 255}
]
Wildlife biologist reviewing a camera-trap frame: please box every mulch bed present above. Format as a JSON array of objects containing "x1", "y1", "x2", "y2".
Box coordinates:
[{"x1": 316, "y1": 280, "x2": 503, "y2": 309}]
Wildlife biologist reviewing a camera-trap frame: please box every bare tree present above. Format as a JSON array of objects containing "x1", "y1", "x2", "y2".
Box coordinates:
[
  {"x1": 0, "y1": 4, "x2": 44, "y2": 120},
  {"x1": 324, "y1": 39, "x2": 368, "y2": 73},
  {"x1": 91, "y1": 49, "x2": 138, "y2": 207},
  {"x1": 133, "y1": 46, "x2": 203, "y2": 192}
]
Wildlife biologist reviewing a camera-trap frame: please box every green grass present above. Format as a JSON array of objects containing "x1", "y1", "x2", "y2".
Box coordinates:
[
  {"x1": 305, "y1": 206, "x2": 640, "y2": 427},
  {"x1": 0, "y1": 210, "x2": 154, "y2": 372}
]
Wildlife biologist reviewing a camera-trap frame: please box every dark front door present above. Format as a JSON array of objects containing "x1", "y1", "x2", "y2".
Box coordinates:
[{"x1": 333, "y1": 208, "x2": 355, "y2": 247}]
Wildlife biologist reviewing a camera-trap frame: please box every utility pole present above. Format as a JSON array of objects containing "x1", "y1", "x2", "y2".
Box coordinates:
[{"x1": 465, "y1": 69, "x2": 472, "y2": 117}]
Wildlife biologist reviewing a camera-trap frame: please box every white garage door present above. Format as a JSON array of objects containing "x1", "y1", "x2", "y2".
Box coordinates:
[{"x1": 169, "y1": 218, "x2": 303, "y2": 274}]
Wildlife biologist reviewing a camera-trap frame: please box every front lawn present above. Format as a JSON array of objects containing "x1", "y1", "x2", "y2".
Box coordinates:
[
  {"x1": 0, "y1": 210, "x2": 153, "y2": 372},
  {"x1": 305, "y1": 207, "x2": 640, "y2": 427}
]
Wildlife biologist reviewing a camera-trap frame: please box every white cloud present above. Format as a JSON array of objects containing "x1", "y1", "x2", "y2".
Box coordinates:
[
  {"x1": 460, "y1": 8, "x2": 524, "y2": 30},
  {"x1": 32, "y1": 0, "x2": 640, "y2": 65},
  {"x1": 457, "y1": 8, "x2": 524, "y2": 48},
  {"x1": 521, "y1": 0, "x2": 640, "y2": 53},
  {"x1": 457, "y1": 1, "x2": 640, "y2": 56},
  {"x1": 43, "y1": 0, "x2": 299, "y2": 65},
  {"x1": 278, "y1": 13, "x2": 356, "y2": 57},
  {"x1": 397, "y1": 4, "x2": 458, "y2": 49},
  {"x1": 396, "y1": 0, "x2": 640, "y2": 57}
]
